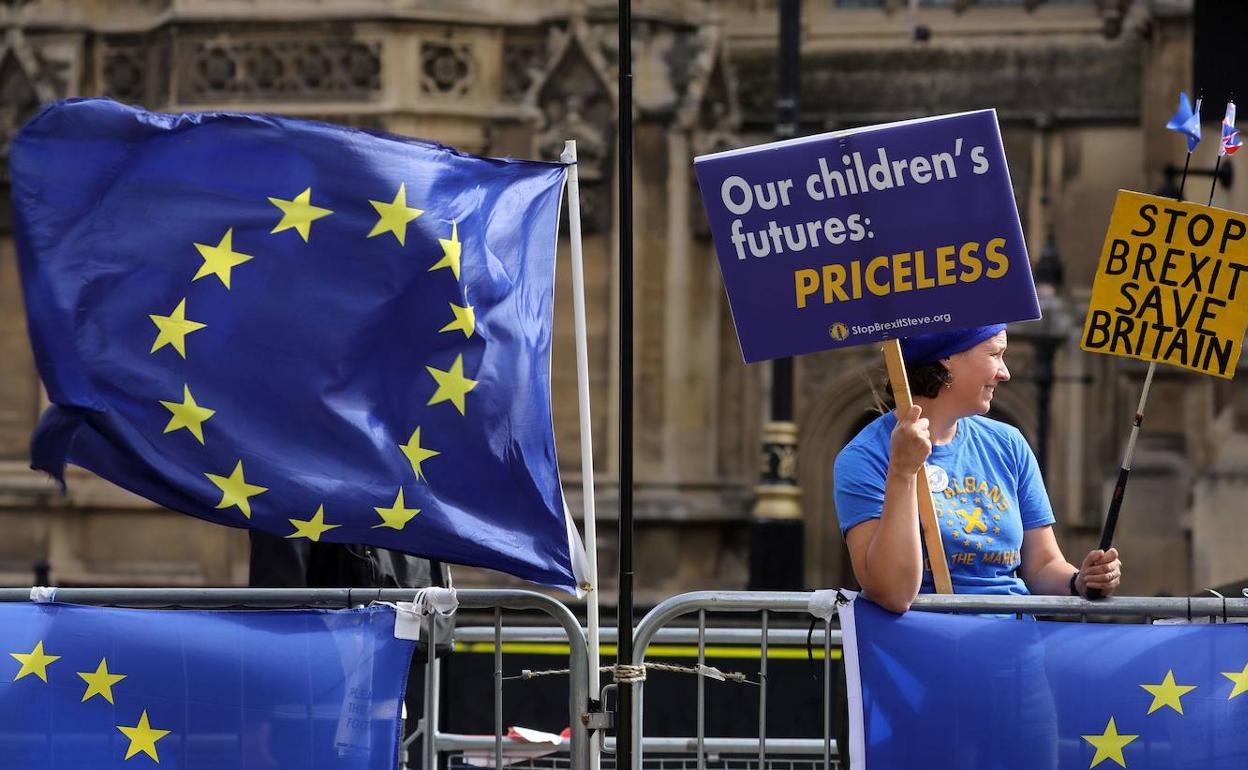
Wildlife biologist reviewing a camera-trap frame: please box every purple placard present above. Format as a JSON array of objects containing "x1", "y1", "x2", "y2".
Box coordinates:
[{"x1": 695, "y1": 110, "x2": 1040, "y2": 363}]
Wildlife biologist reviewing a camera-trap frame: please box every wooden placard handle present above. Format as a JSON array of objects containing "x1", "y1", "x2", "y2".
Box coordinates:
[{"x1": 881, "y1": 338, "x2": 954, "y2": 595}]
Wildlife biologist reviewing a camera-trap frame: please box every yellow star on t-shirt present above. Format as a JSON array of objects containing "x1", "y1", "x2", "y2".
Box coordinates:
[
  {"x1": 1082, "y1": 717, "x2": 1138, "y2": 769},
  {"x1": 287, "y1": 505, "x2": 341, "y2": 542},
  {"x1": 78, "y1": 658, "x2": 126, "y2": 704},
  {"x1": 1224, "y1": 661, "x2": 1248, "y2": 700},
  {"x1": 439, "y1": 302, "x2": 475, "y2": 338},
  {"x1": 192, "y1": 228, "x2": 254, "y2": 289},
  {"x1": 268, "y1": 187, "x2": 333, "y2": 242},
  {"x1": 116, "y1": 710, "x2": 171, "y2": 762},
  {"x1": 10, "y1": 641, "x2": 59, "y2": 683},
  {"x1": 149, "y1": 298, "x2": 207, "y2": 359},
  {"x1": 205, "y1": 460, "x2": 267, "y2": 519},
  {"x1": 429, "y1": 221, "x2": 462, "y2": 280},
  {"x1": 160, "y1": 384, "x2": 216, "y2": 444},
  {"x1": 427, "y1": 353, "x2": 478, "y2": 416},
  {"x1": 1141, "y1": 669, "x2": 1196, "y2": 715},
  {"x1": 373, "y1": 489, "x2": 421, "y2": 530},
  {"x1": 367, "y1": 183, "x2": 423, "y2": 245},
  {"x1": 400, "y1": 426, "x2": 440, "y2": 482}
]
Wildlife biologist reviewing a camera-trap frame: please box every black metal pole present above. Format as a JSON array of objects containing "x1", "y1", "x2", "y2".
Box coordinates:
[
  {"x1": 616, "y1": 1, "x2": 635, "y2": 769},
  {"x1": 748, "y1": 0, "x2": 804, "y2": 591},
  {"x1": 772, "y1": 0, "x2": 799, "y2": 424},
  {"x1": 1033, "y1": 338, "x2": 1057, "y2": 481}
]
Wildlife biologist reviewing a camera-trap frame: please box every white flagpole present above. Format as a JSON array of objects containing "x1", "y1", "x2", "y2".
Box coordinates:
[{"x1": 561, "y1": 139, "x2": 601, "y2": 770}]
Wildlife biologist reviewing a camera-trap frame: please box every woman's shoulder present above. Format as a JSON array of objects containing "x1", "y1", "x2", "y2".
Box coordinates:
[
  {"x1": 965, "y1": 414, "x2": 1029, "y2": 449},
  {"x1": 836, "y1": 411, "x2": 895, "y2": 461}
]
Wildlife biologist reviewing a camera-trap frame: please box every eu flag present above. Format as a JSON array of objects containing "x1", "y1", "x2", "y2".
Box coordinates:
[
  {"x1": 0, "y1": 602, "x2": 412, "y2": 768},
  {"x1": 12, "y1": 98, "x2": 585, "y2": 591},
  {"x1": 839, "y1": 596, "x2": 1248, "y2": 769}
]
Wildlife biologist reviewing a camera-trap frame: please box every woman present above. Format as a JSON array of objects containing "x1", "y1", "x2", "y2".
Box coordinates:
[{"x1": 834, "y1": 323, "x2": 1122, "y2": 612}]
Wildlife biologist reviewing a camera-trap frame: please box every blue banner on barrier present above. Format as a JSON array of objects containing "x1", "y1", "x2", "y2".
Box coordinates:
[
  {"x1": 839, "y1": 596, "x2": 1248, "y2": 769},
  {"x1": 694, "y1": 111, "x2": 1041, "y2": 362},
  {"x1": 1, "y1": 602, "x2": 413, "y2": 769}
]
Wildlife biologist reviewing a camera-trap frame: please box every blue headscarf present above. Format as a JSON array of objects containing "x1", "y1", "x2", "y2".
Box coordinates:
[{"x1": 899, "y1": 323, "x2": 1007, "y2": 365}]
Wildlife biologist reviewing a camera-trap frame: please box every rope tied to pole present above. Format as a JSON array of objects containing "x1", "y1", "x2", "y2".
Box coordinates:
[{"x1": 502, "y1": 661, "x2": 755, "y2": 685}]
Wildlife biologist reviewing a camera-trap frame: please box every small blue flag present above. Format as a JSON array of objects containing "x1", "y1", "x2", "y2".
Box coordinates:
[
  {"x1": 839, "y1": 595, "x2": 1248, "y2": 769},
  {"x1": 0, "y1": 602, "x2": 413, "y2": 768},
  {"x1": 12, "y1": 99, "x2": 585, "y2": 592},
  {"x1": 1166, "y1": 91, "x2": 1202, "y2": 152}
]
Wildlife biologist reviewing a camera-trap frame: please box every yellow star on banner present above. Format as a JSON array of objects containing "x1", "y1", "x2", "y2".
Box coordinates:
[
  {"x1": 367, "y1": 183, "x2": 423, "y2": 245},
  {"x1": 205, "y1": 460, "x2": 267, "y2": 519},
  {"x1": 1141, "y1": 669, "x2": 1197, "y2": 715},
  {"x1": 268, "y1": 187, "x2": 333, "y2": 242},
  {"x1": 429, "y1": 221, "x2": 462, "y2": 280},
  {"x1": 287, "y1": 505, "x2": 341, "y2": 542},
  {"x1": 427, "y1": 354, "x2": 478, "y2": 416},
  {"x1": 400, "y1": 427, "x2": 440, "y2": 482},
  {"x1": 373, "y1": 489, "x2": 421, "y2": 530},
  {"x1": 439, "y1": 302, "x2": 475, "y2": 338},
  {"x1": 160, "y1": 385, "x2": 216, "y2": 444},
  {"x1": 149, "y1": 298, "x2": 206, "y2": 359},
  {"x1": 78, "y1": 658, "x2": 126, "y2": 704},
  {"x1": 10, "y1": 641, "x2": 59, "y2": 683},
  {"x1": 116, "y1": 710, "x2": 171, "y2": 762},
  {"x1": 1082, "y1": 717, "x2": 1138, "y2": 769},
  {"x1": 1224, "y1": 662, "x2": 1248, "y2": 699},
  {"x1": 192, "y1": 228, "x2": 254, "y2": 289}
]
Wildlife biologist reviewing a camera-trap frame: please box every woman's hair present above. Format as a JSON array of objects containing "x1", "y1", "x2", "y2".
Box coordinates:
[{"x1": 875, "y1": 360, "x2": 951, "y2": 411}]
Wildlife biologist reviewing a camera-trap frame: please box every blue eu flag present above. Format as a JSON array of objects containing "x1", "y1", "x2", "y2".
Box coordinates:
[
  {"x1": 12, "y1": 99, "x2": 584, "y2": 592},
  {"x1": 840, "y1": 596, "x2": 1248, "y2": 769},
  {"x1": 0, "y1": 602, "x2": 412, "y2": 768}
]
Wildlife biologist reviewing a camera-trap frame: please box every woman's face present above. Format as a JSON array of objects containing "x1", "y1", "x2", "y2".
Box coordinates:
[{"x1": 940, "y1": 331, "x2": 1010, "y2": 415}]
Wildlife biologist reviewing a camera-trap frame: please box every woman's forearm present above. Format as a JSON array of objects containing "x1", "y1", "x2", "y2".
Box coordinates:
[
  {"x1": 1025, "y1": 555, "x2": 1078, "y2": 596},
  {"x1": 861, "y1": 470, "x2": 925, "y2": 611}
]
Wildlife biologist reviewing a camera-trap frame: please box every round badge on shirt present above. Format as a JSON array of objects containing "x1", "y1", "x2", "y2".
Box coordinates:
[{"x1": 926, "y1": 464, "x2": 949, "y2": 493}]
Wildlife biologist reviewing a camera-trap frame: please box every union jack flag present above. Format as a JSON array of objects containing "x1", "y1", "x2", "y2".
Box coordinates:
[{"x1": 1220, "y1": 101, "x2": 1241, "y2": 156}]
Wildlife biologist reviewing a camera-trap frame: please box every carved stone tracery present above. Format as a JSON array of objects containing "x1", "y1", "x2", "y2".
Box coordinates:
[{"x1": 175, "y1": 36, "x2": 382, "y2": 104}]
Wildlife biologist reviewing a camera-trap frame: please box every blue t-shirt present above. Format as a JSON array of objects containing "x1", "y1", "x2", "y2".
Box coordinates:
[{"x1": 833, "y1": 412, "x2": 1055, "y2": 596}]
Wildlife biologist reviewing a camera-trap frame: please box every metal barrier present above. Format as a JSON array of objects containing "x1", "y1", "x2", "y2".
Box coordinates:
[
  {"x1": 8, "y1": 587, "x2": 1247, "y2": 770},
  {"x1": 626, "y1": 590, "x2": 1248, "y2": 770},
  {"x1": 0, "y1": 587, "x2": 591, "y2": 770}
]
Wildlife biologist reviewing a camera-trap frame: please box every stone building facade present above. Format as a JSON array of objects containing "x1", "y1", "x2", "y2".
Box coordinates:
[{"x1": 0, "y1": 0, "x2": 1240, "y2": 604}]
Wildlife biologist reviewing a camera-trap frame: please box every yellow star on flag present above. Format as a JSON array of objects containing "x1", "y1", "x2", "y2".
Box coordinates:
[
  {"x1": 192, "y1": 228, "x2": 254, "y2": 289},
  {"x1": 427, "y1": 354, "x2": 478, "y2": 416},
  {"x1": 205, "y1": 460, "x2": 267, "y2": 519},
  {"x1": 439, "y1": 302, "x2": 475, "y2": 338},
  {"x1": 373, "y1": 489, "x2": 421, "y2": 530},
  {"x1": 149, "y1": 298, "x2": 207, "y2": 359},
  {"x1": 429, "y1": 221, "x2": 462, "y2": 280},
  {"x1": 268, "y1": 187, "x2": 333, "y2": 242},
  {"x1": 367, "y1": 183, "x2": 423, "y2": 245},
  {"x1": 1224, "y1": 662, "x2": 1248, "y2": 700},
  {"x1": 400, "y1": 427, "x2": 440, "y2": 481},
  {"x1": 1082, "y1": 717, "x2": 1138, "y2": 769},
  {"x1": 287, "y1": 505, "x2": 341, "y2": 542},
  {"x1": 1141, "y1": 669, "x2": 1196, "y2": 715},
  {"x1": 116, "y1": 710, "x2": 171, "y2": 762},
  {"x1": 78, "y1": 658, "x2": 126, "y2": 704},
  {"x1": 160, "y1": 384, "x2": 216, "y2": 444},
  {"x1": 10, "y1": 640, "x2": 59, "y2": 683}
]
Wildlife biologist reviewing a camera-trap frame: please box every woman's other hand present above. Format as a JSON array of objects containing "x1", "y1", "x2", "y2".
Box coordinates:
[
  {"x1": 1076, "y1": 548, "x2": 1122, "y2": 597},
  {"x1": 889, "y1": 405, "x2": 932, "y2": 478}
]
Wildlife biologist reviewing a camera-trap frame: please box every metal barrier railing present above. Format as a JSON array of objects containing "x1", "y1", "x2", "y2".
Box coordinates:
[
  {"x1": 8, "y1": 587, "x2": 1246, "y2": 770},
  {"x1": 626, "y1": 590, "x2": 1248, "y2": 770},
  {"x1": 0, "y1": 587, "x2": 591, "y2": 770}
]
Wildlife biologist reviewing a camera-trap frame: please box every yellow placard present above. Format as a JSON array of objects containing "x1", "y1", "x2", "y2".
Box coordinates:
[{"x1": 1081, "y1": 190, "x2": 1248, "y2": 379}]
